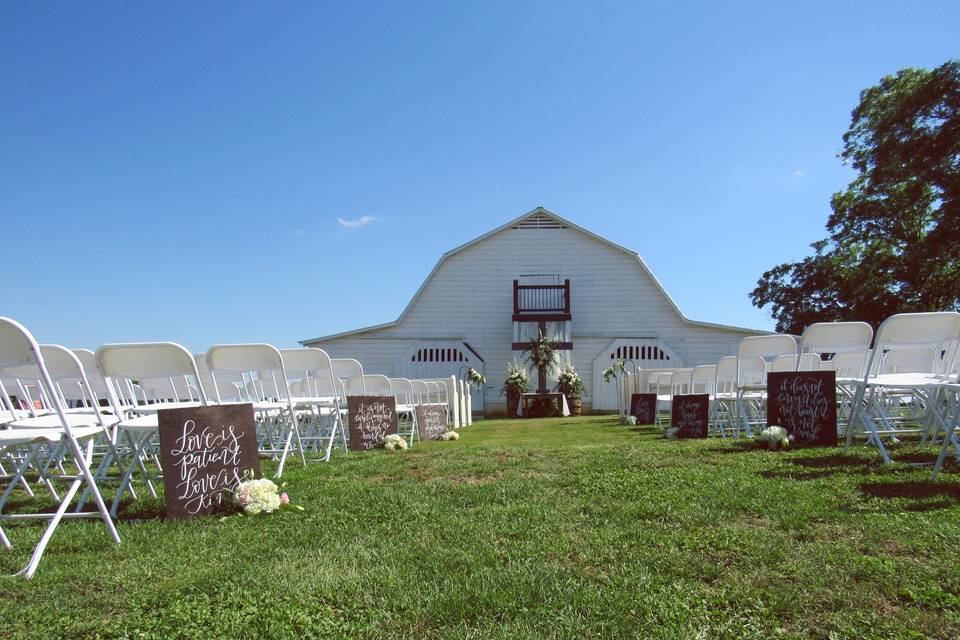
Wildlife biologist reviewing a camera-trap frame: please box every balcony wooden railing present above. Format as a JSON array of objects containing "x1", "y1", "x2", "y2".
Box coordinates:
[{"x1": 513, "y1": 279, "x2": 570, "y2": 315}]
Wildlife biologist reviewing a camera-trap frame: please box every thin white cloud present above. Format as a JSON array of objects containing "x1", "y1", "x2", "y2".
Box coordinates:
[
  {"x1": 337, "y1": 215, "x2": 380, "y2": 229},
  {"x1": 291, "y1": 229, "x2": 305, "y2": 236},
  {"x1": 792, "y1": 170, "x2": 807, "y2": 179}
]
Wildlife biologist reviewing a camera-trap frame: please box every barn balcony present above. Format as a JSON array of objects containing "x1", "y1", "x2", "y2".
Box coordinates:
[
  {"x1": 512, "y1": 279, "x2": 570, "y2": 319},
  {"x1": 512, "y1": 279, "x2": 572, "y2": 350}
]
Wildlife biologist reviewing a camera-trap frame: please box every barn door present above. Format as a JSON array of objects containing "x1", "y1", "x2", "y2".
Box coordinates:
[
  {"x1": 401, "y1": 342, "x2": 485, "y2": 414},
  {"x1": 591, "y1": 338, "x2": 684, "y2": 411}
]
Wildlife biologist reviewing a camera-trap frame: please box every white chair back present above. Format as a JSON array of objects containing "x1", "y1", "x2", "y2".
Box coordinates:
[
  {"x1": 691, "y1": 364, "x2": 717, "y2": 395},
  {"x1": 771, "y1": 353, "x2": 822, "y2": 372},
  {"x1": 867, "y1": 312, "x2": 960, "y2": 377},
  {"x1": 97, "y1": 342, "x2": 207, "y2": 409},
  {"x1": 362, "y1": 374, "x2": 392, "y2": 395},
  {"x1": 206, "y1": 344, "x2": 290, "y2": 404}
]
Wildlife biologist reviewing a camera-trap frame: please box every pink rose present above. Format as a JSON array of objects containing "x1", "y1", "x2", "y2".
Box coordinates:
[
  {"x1": 280, "y1": 493, "x2": 289, "y2": 505},
  {"x1": 237, "y1": 490, "x2": 252, "y2": 506}
]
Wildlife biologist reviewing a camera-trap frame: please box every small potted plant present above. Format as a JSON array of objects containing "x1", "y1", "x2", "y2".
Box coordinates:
[
  {"x1": 502, "y1": 362, "x2": 531, "y2": 418},
  {"x1": 555, "y1": 365, "x2": 584, "y2": 416}
]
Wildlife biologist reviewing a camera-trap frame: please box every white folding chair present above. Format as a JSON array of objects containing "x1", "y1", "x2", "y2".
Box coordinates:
[
  {"x1": 280, "y1": 348, "x2": 347, "y2": 461},
  {"x1": 6, "y1": 345, "x2": 125, "y2": 509},
  {"x1": 931, "y1": 382, "x2": 960, "y2": 479},
  {"x1": 96, "y1": 342, "x2": 209, "y2": 515},
  {"x1": 0, "y1": 318, "x2": 120, "y2": 579},
  {"x1": 647, "y1": 369, "x2": 675, "y2": 427},
  {"x1": 690, "y1": 364, "x2": 720, "y2": 436},
  {"x1": 423, "y1": 379, "x2": 451, "y2": 419},
  {"x1": 735, "y1": 335, "x2": 798, "y2": 437},
  {"x1": 845, "y1": 312, "x2": 960, "y2": 463},
  {"x1": 389, "y1": 378, "x2": 419, "y2": 445},
  {"x1": 797, "y1": 321, "x2": 873, "y2": 433},
  {"x1": 206, "y1": 344, "x2": 303, "y2": 477},
  {"x1": 713, "y1": 357, "x2": 739, "y2": 437}
]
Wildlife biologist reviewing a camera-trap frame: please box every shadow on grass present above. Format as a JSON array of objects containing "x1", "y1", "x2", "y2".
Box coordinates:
[
  {"x1": 760, "y1": 469, "x2": 839, "y2": 481},
  {"x1": 859, "y1": 480, "x2": 960, "y2": 511},
  {"x1": 628, "y1": 427, "x2": 667, "y2": 440},
  {"x1": 790, "y1": 453, "x2": 866, "y2": 467},
  {"x1": 704, "y1": 441, "x2": 760, "y2": 455}
]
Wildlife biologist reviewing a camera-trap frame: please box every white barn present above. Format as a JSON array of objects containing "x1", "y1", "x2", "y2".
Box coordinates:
[{"x1": 302, "y1": 207, "x2": 766, "y2": 415}]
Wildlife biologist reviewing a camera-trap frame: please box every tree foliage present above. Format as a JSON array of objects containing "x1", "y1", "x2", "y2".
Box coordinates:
[{"x1": 751, "y1": 60, "x2": 960, "y2": 333}]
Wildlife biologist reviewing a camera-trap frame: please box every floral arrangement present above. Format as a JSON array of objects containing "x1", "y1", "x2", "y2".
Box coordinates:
[
  {"x1": 665, "y1": 427, "x2": 680, "y2": 439},
  {"x1": 440, "y1": 430, "x2": 460, "y2": 441},
  {"x1": 467, "y1": 367, "x2": 487, "y2": 389},
  {"x1": 759, "y1": 425, "x2": 792, "y2": 450},
  {"x1": 383, "y1": 434, "x2": 408, "y2": 451},
  {"x1": 554, "y1": 365, "x2": 584, "y2": 399},
  {"x1": 602, "y1": 359, "x2": 626, "y2": 383},
  {"x1": 621, "y1": 415, "x2": 637, "y2": 426},
  {"x1": 232, "y1": 474, "x2": 302, "y2": 515},
  {"x1": 525, "y1": 332, "x2": 557, "y2": 378},
  {"x1": 501, "y1": 362, "x2": 532, "y2": 395}
]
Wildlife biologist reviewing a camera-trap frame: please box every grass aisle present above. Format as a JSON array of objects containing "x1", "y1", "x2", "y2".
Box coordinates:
[{"x1": 1, "y1": 416, "x2": 959, "y2": 639}]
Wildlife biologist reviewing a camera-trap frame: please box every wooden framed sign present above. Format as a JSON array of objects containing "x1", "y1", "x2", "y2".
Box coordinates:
[
  {"x1": 630, "y1": 393, "x2": 657, "y2": 425},
  {"x1": 415, "y1": 403, "x2": 448, "y2": 440},
  {"x1": 157, "y1": 403, "x2": 261, "y2": 519},
  {"x1": 767, "y1": 371, "x2": 837, "y2": 446},
  {"x1": 670, "y1": 394, "x2": 710, "y2": 438},
  {"x1": 347, "y1": 396, "x2": 398, "y2": 451}
]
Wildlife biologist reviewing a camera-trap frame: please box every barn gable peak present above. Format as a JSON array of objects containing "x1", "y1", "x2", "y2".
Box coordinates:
[{"x1": 510, "y1": 209, "x2": 567, "y2": 230}]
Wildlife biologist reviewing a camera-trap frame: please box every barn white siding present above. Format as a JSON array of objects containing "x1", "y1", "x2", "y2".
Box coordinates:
[{"x1": 304, "y1": 208, "x2": 765, "y2": 415}]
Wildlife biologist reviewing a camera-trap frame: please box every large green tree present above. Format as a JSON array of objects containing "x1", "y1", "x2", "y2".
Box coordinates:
[{"x1": 750, "y1": 60, "x2": 960, "y2": 334}]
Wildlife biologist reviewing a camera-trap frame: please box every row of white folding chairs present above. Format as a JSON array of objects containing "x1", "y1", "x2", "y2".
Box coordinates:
[
  {"x1": 0, "y1": 320, "x2": 468, "y2": 578},
  {"x1": 8, "y1": 343, "x2": 467, "y2": 485},
  {"x1": 4, "y1": 344, "x2": 465, "y2": 481},
  {"x1": 632, "y1": 313, "x2": 960, "y2": 474}
]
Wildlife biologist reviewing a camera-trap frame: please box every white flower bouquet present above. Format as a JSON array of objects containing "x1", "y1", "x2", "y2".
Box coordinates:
[
  {"x1": 759, "y1": 425, "x2": 792, "y2": 450},
  {"x1": 502, "y1": 362, "x2": 531, "y2": 395},
  {"x1": 232, "y1": 475, "x2": 302, "y2": 515},
  {"x1": 554, "y1": 366, "x2": 584, "y2": 399},
  {"x1": 467, "y1": 368, "x2": 487, "y2": 389},
  {"x1": 383, "y1": 434, "x2": 408, "y2": 451},
  {"x1": 602, "y1": 359, "x2": 626, "y2": 383},
  {"x1": 440, "y1": 430, "x2": 460, "y2": 441},
  {"x1": 665, "y1": 427, "x2": 680, "y2": 439}
]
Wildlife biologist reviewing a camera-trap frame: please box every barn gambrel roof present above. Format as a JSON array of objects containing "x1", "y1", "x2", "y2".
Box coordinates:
[{"x1": 301, "y1": 207, "x2": 765, "y2": 345}]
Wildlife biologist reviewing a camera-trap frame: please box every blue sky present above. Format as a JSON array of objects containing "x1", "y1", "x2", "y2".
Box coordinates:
[{"x1": 2, "y1": 2, "x2": 957, "y2": 351}]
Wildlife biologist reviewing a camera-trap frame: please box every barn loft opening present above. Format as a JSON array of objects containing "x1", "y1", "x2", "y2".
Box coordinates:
[{"x1": 511, "y1": 211, "x2": 566, "y2": 230}]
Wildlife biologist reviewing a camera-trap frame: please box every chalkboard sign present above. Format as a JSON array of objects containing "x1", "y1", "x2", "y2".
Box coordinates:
[
  {"x1": 670, "y1": 394, "x2": 710, "y2": 438},
  {"x1": 157, "y1": 403, "x2": 261, "y2": 519},
  {"x1": 347, "y1": 396, "x2": 398, "y2": 451},
  {"x1": 415, "y1": 403, "x2": 448, "y2": 440},
  {"x1": 767, "y1": 371, "x2": 837, "y2": 446},
  {"x1": 629, "y1": 393, "x2": 657, "y2": 425}
]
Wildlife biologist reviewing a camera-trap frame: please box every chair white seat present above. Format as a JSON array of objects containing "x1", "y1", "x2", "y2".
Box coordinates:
[
  {"x1": 116, "y1": 414, "x2": 159, "y2": 431},
  {"x1": 123, "y1": 400, "x2": 206, "y2": 414},
  {"x1": 8, "y1": 412, "x2": 119, "y2": 430},
  {"x1": 0, "y1": 424, "x2": 103, "y2": 444},
  {"x1": 1, "y1": 409, "x2": 37, "y2": 425},
  {"x1": 251, "y1": 401, "x2": 289, "y2": 412},
  {"x1": 0, "y1": 429, "x2": 65, "y2": 446},
  {"x1": 860, "y1": 373, "x2": 951, "y2": 389}
]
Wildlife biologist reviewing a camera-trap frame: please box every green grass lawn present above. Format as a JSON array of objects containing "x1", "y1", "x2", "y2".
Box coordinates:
[{"x1": 2, "y1": 416, "x2": 960, "y2": 639}]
